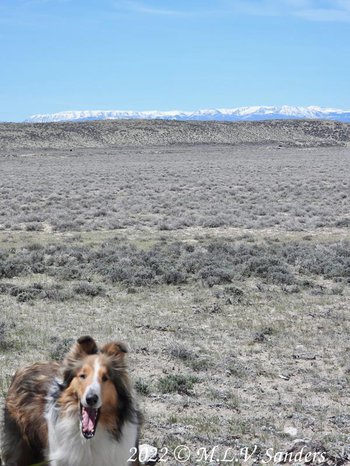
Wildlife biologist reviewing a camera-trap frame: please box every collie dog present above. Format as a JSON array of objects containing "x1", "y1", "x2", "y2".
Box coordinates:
[{"x1": 1, "y1": 336, "x2": 141, "y2": 466}]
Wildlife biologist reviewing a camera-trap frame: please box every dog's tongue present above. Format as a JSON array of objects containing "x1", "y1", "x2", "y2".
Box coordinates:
[{"x1": 82, "y1": 407, "x2": 98, "y2": 435}]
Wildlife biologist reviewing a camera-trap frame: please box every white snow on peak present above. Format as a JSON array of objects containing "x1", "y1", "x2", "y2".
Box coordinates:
[{"x1": 25, "y1": 106, "x2": 350, "y2": 123}]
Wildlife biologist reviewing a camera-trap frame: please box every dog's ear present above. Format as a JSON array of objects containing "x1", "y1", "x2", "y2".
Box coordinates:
[
  {"x1": 101, "y1": 341, "x2": 128, "y2": 359},
  {"x1": 66, "y1": 335, "x2": 98, "y2": 360},
  {"x1": 75, "y1": 335, "x2": 98, "y2": 356},
  {"x1": 62, "y1": 336, "x2": 98, "y2": 385},
  {"x1": 63, "y1": 335, "x2": 98, "y2": 360}
]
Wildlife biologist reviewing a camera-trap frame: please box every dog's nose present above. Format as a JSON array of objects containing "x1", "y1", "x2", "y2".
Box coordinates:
[{"x1": 86, "y1": 393, "x2": 99, "y2": 406}]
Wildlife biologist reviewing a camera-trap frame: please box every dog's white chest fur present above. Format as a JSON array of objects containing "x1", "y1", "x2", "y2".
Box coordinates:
[{"x1": 47, "y1": 414, "x2": 138, "y2": 466}]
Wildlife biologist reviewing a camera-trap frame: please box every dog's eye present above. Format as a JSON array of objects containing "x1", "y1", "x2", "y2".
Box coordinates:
[
  {"x1": 79, "y1": 373, "x2": 87, "y2": 380},
  {"x1": 102, "y1": 374, "x2": 109, "y2": 382}
]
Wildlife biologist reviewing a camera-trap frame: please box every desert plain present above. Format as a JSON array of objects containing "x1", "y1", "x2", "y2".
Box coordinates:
[{"x1": 0, "y1": 119, "x2": 349, "y2": 465}]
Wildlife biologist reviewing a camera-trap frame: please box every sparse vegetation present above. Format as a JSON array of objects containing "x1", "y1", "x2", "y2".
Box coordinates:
[
  {"x1": 0, "y1": 143, "x2": 349, "y2": 233},
  {"x1": 73, "y1": 281, "x2": 105, "y2": 297},
  {"x1": 158, "y1": 374, "x2": 199, "y2": 394},
  {"x1": 0, "y1": 136, "x2": 349, "y2": 460},
  {"x1": 134, "y1": 378, "x2": 151, "y2": 396},
  {"x1": 167, "y1": 343, "x2": 196, "y2": 361},
  {"x1": 0, "y1": 238, "x2": 349, "y2": 295},
  {"x1": 0, "y1": 321, "x2": 6, "y2": 348}
]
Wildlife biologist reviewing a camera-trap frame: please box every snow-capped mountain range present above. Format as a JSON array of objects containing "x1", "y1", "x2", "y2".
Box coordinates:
[{"x1": 25, "y1": 106, "x2": 350, "y2": 123}]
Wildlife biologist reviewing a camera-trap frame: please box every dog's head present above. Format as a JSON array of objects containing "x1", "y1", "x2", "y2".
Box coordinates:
[{"x1": 60, "y1": 336, "x2": 132, "y2": 439}]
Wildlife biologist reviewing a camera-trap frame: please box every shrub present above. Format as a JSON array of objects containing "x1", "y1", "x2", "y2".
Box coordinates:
[
  {"x1": 0, "y1": 238, "x2": 349, "y2": 290},
  {"x1": 0, "y1": 258, "x2": 25, "y2": 279},
  {"x1": 134, "y1": 378, "x2": 151, "y2": 396},
  {"x1": 9, "y1": 283, "x2": 43, "y2": 302},
  {"x1": 57, "y1": 266, "x2": 83, "y2": 280},
  {"x1": 243, "y1": 256, "x2": 295, "y2": 284},
  {"x1": 190, "y1": 358, "x2": 210, "y2": 372},
  {"x1": 0, "y1": 320, "x2": 6, "y2": 348},
  {"x1": 163, "y1": 269, "x2": 187, "y2": 285},
  {"x1": 0, "y1": 282, "x2": 72, "y2": 302},
  {"x1": 168, "y1": 344, "x2": 196, "y2": 361},
  {"x1": 158, "y1": 374, "x2": 199, "y2": 394},
  {"x1": 43, "y1": 286, "x2": 73, "y2": 302},
  {"x1": 25, "y1": 222, "x2": 43, "y2": 231},
  {"x1": 200, "y1": 265, "x2": 233, "y2": 286},
  {"x1": 73, "y1": 281, "x2": 105, "y2": 297}
]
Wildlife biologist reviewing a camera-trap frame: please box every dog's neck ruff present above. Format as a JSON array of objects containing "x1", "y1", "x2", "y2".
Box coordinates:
[{"x1": 46, "y1": 409, "x2": 138, "y2": 466}]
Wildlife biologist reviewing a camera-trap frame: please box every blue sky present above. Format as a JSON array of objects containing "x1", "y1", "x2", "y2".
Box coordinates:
[{"x1": 1, "y1": 0, "x2": 350, "y2": 121}]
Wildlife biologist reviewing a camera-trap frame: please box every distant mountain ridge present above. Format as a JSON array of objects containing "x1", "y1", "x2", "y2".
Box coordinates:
[
  {"x1": 26, "y1": 106, "x2": 350, "y2": 123},
  {"x1": 2, "y1": 119, "x2": 350, "y2": 151}
]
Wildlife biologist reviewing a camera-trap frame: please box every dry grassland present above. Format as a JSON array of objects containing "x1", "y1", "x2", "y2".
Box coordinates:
[{"x1": 0, "y1": 122, "x2": 349, "y2": 464}]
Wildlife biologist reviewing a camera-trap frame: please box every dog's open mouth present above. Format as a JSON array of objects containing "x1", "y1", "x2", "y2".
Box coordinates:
[{"x1": 80, "y1": 405, "x2": 100, "y2": 439}]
